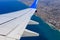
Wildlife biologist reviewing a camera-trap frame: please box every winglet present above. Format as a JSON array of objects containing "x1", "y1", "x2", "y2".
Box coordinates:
[{"x1": 30, "y1": 0, "x2": 38, "y2": 8}]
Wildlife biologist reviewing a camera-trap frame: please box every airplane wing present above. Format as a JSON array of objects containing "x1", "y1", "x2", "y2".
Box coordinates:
[{"x1": 0, "y1": 0, "x2": 39, "y2": 40}]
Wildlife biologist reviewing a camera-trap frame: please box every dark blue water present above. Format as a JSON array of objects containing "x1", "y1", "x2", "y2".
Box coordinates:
[
  {"x1": 21, "y1": 15, "x2": 60, "y2": 40},
  {"x1": 0, "y1": 0, "x2": 29, "y2": 14}
]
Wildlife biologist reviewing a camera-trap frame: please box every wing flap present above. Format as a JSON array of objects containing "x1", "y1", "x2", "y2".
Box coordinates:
[{"x1": 22, "y1": 29, "x2": 39, "y2": 37}]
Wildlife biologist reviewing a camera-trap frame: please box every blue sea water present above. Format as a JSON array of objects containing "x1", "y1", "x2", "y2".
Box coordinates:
[
  {"x1": 0, "y1": 0, "x2": 29, "y2": 14},
  {"x1": 21, "y1": 15, "x2": 60, "y2": 40}
]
